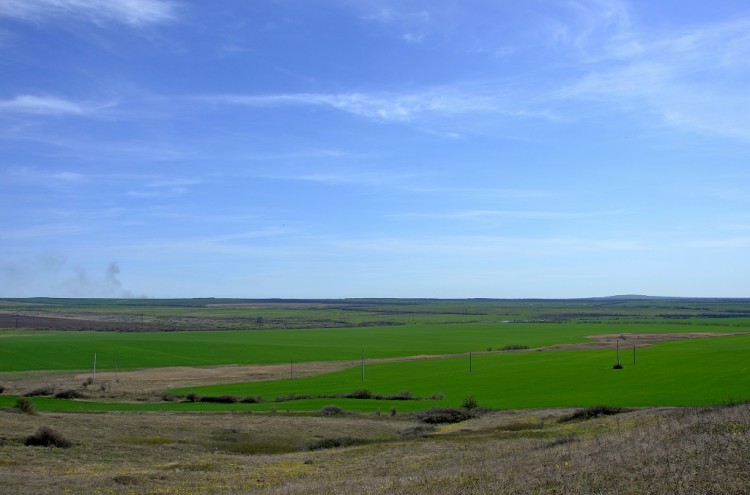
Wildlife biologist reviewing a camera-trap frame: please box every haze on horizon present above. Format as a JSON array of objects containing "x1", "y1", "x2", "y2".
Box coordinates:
[{"x1": 1, "y1": 0, "x2": 749, "y2": 299}]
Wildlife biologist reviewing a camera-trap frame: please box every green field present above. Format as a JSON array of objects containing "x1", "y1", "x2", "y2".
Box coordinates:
[
  {"x1": 1, "y1": 297, "x2": 749, "y2": 412},
  {"x1": 173, "y1": 335, "x2": 750, "y2": 409},
  {"x1": 0, "y1": 320, "x2": 747, "y2": 373}
]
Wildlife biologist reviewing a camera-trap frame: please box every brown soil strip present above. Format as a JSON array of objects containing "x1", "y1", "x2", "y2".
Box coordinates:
[{"x1": 545, "y1": 332, "x2": 744, "y2": 350}]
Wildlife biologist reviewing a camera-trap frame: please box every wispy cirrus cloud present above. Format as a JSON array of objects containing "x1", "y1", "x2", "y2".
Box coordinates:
[
  {"x1": 0, "y1": 0, "x2": 178, "y2": 26},
  {"x1": 126, "y1": 177, "x2": 201, "y2": 197},
  {"x1": 395, "y1": 208, "x2": 628, "y2": 221},
  {"x1": 686, "y1": 237, "x2": 750, "y2": 249},
  {"x1": 255, "y1": 168, "x2": 416, "y2": 188},
  {"x1": 355, "y1": 0, "x2": 631, "y2": 54},
  {"x1": 327, "y1": 234, "x2": 646, "y2": 256},
  {"x1": 0, "y1": 95, "x2": 90, "y2": 115},
  {"x1": 198, "y1": 90, "x2": 498, "y2": 122},
  {"x1": 562, "y1": 17, "x2": 750, "y2": 140}
]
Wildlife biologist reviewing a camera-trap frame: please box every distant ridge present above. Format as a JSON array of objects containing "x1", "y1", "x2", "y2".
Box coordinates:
[{"x1": 598, "y1": 294, "x2": 671, "y2": 300}]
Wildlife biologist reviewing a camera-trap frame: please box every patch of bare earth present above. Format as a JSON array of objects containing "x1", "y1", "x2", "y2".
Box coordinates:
[{"x1": 544, "y1": 331, "x2": 746, "y2": 350}]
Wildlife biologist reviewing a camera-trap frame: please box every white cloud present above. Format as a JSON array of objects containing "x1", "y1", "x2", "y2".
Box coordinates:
[
  {"x1": 201, "y1": 90, "x2": 502, "y2": 122},
  {"x1": 687, "y1": 237, "x2": 750, "y2": 249},
  {"x1": 396, "y1": 208, "x2": 627, "y2": 221},
  {"x1": 0, "y1": 0, "x2": 177, "y2": 26},
  {"x1": 562, "y1": 17, "x2": 750, "y2": 140},
  {"x1": 327, "y1": 234, "x2": 646, "y2": 256},
  {"x1": 0, "y1": 95, "x2": 87, "y2": 115}
]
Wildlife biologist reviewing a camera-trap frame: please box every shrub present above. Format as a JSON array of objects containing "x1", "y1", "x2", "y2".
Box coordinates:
[
  {"x1": 54, "y1": 389, "x2": 86, "y2": 399},
  {"x1": 161, "y1": 394, "x2": 180, "y2": 402},
  {"x1": 461, "y1": 394, "x2": 479, "y2": 410},
  {"x1": 319, "y1": 405, "x2": 345, "y2": 416},
  {"x1": 24, "y1": 426, "x2": 73, "y2": 448},
  {"x1": 0, "y1": 385, "x2": 5, "y2": 394},
  {"x1": 185, "y1": 392, "x2": 199, "y2": 402},
  {"x1": 240, "y1": 396, "x2": 262, "y2": 404},
  {"x1": 398, "y1": 425, "x2": 436, "y2": 437},
  {"x1": 82, "y1": 377, "x2": 94, "y2": 388},
  {"x1": 346, "y1": 389, "x2": 372, "y2": 399},
  {"x1": 429, "y1": 392, "x2": 446, "y2": 401},
  {"x1": 307, "y1": 437, "x2": 361, "y2": 451},
  {"x1": 15, "y1": 397, "x2": 36, "y2": 415},
  {"x1": 199, "y1": 395, "x2": 239, "y2": 403},
  {"x1": 416, "y1": 407, "x2": 472, "y2": 424},
  {"x1": 25, "y1": 385, "x2": 55, "y2": 397},
  {"x1": 563, "y1": 405, "x2": 629, "y2": 422},
  {"x1": 500, "y1": 344, "x2": 529, "y2": 351},
  {"x1": 385, "y1": 390, "x2": 414, "y2": 401}
]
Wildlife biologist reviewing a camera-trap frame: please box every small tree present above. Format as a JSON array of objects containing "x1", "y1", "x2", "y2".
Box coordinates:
[
  {"x1": 461, "y1": 394, "x2": 479, "y2": 410},
  {"x1": 15, "y1": 397, "x2": 36, "y2": 415}
]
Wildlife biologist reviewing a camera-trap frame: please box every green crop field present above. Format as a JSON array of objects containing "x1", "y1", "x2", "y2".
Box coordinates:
[
  {"x1": 1, "y1": 297, "x2": 749, "y2": 412},
  {"x1": 173, "y1": 335, "x2": 750, "y2": 410},
  {"x1": 0, "y1": 320, "x2": 747, "y2": 373}
]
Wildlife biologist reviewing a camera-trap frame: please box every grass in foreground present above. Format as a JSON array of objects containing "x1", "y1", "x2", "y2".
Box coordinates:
[{"x1": 0, "y1": 403, "x2": 748, "y2": 494}]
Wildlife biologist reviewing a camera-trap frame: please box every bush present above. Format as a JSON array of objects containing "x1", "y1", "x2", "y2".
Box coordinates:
[
  {"x1": 307, "y1": 437, "x2": 361, "y2": 451},
  {"x1": 25, "y1": 385, "x2": 55, "y2": 397},
  {"x1": 319, "y1": 405, "x2": 345, "y2": 416},
  {"x1": 500, "y1": 344, "x2": 529, "y2": 351},
  {"x1": 416, "y1": 407, "x2": 472, "y2": 424},
  {"x1": 398, "y1": 425, "x2": 436, "y2": 437},
  {"x1": 0, "y1": 385, "x2": 5, "y2": 394},
  {"x1": 24, "y1": 426, "x2": 73, "y2": 448},
  {"x1": 346, "y1": 389, "x2": 372, "y2": 399},
  {"x1": 15, "y1": 397, "x2": 36, "y2": 415},
  {"x1": 563, "y1": 405, "x2": 629, "y2": 422},
  {"x1": 429, "y1": 392, "x2": 446, "y2": 401},
  {"x1": 461, "y1": 394, "x2": 479, "y2": 410},
  {"x1": 199, "y1": 395, "x2": 239, "y2": 403},
  {"x1": 54, "y1": 389, "x2": 86, "y2": 399},
  {"x1": 185, "y1": 392, "x2": 199, "y2": 402},
  {"x1": 240, "y1": 396, "x2": 262, "y2": 404},
  {"x1": 385, "y1": 390, "x2": 414, "y2": 401}
]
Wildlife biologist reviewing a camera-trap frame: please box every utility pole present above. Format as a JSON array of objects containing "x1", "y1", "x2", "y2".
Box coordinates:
[
  {"x1": 616, "y1": 339, "x2": 621, "y2": 367},
  {"x1": 92, "y1": 353, "x2": 97, "y2": 382}
]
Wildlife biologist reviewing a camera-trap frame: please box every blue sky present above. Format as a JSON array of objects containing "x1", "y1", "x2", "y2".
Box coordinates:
[{"x1": 1, "y1": 0, "x2": 749, "y2": 298}]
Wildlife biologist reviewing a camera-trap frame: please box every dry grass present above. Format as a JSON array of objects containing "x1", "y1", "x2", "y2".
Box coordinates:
[{"x1": 0, "y1": 403, "x2": 748, "y2": 494}]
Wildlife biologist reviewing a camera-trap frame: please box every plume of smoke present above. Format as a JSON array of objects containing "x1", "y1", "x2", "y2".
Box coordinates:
[
  {"x1": 0, "y1": 255, "x2": 138, "y2": 297},
  {"x1": 67, "y1": 262, "x2": 133, "y2": 297}
]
